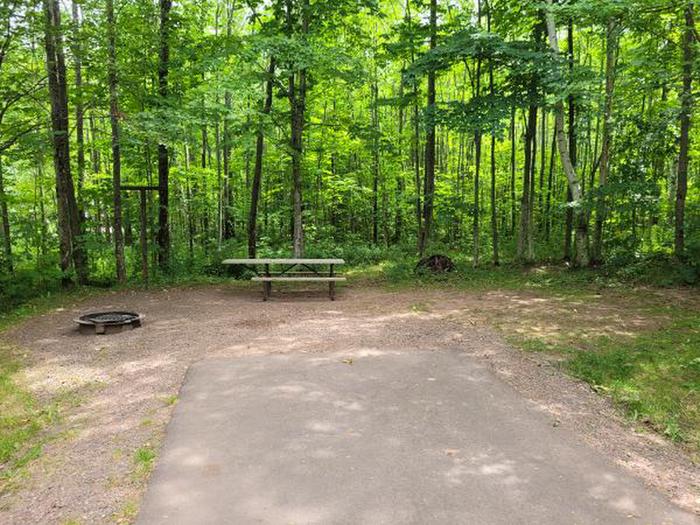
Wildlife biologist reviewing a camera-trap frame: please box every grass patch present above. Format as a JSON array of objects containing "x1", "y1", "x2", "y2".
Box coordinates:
[
  {"x1": 0, "y1": 344, "x2": 52, "y2": 483},
  {"x1": 379, "y1": 259, "x2": 614, "y2": 296},
  {"x1": 161, "y1": 394, "x2": 178, "y2": 406},
  {"x1": 0, "y1": 342, "x2": 102, "y2": 488},
  {"x1": 0, "y1": 285, "x2": 102, "y2": 333},
  {"x1": 112, "y1": 500, "x2": 138, "y2": 524},
  {"x1": 566, "y1": 312, "x2": 700, "y2": 451},
  {"x1": 133, "y1": 445, "x2": 156, "y2": 479}
]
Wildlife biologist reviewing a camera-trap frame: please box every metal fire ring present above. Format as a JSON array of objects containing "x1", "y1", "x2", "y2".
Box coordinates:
[{"x1": 75, "y1": 311, "x2": 144, "y2": 334}]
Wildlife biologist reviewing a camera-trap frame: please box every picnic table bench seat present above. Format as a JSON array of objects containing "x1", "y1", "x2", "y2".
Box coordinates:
[
  {"x1": 252, "y1": 276, "x2": 346, "y2": 300},
  {"x1": 223, "y1": 258, "x2": 346, "y2": 300}
]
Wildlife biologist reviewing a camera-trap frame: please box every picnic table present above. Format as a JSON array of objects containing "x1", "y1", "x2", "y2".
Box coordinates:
[{"x1": 222, "y1": 258, "x2": 346, "y2": 301}]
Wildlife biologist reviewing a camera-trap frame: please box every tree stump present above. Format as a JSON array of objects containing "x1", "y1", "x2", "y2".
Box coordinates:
[{"x1": 415, "y1": 254, "x2": 455, "y2": 273}]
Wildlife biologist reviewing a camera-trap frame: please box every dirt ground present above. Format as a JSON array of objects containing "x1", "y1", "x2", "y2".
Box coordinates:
[{"x1": 0, "y1": 284, "x2": 698, "y2": 524}]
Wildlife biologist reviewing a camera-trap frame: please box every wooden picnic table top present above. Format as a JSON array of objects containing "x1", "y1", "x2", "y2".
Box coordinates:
[{"x1": 222, "y1": 258, "x2": 345, "y2": 265}]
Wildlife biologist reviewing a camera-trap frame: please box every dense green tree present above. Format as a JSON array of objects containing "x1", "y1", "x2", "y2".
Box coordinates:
[{"x1": 0, "y1": 0, "x2": 696, "y2": 295}]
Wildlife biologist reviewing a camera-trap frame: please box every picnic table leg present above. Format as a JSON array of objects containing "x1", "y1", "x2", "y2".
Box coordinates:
[
  {"x1": 262, "y1": 263, "x2": 271, "y2": 301},
  {"x1": 329, "y1": 264, "x2": 335, "y2": 300}
]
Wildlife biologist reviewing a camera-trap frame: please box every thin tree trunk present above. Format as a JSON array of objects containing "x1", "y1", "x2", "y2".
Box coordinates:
[
  {"x1": 538, "y1": 106, "x2": 546, "y2": 223},
  {"x1": 564, "y1": 18, "x2": 575, "y2": 262},
  {"x1": 287, "y1": 0, "x2": 308, "y2": 257},
  {"x1": 395, "y1": 72, "x2": 405, "y2": 242},
  {"x1": 158, "y1": 0, "x2": 172, "y2": 271},
  {"x1": 248, "y1": 56, "x2": 275, "y2": 258},
  {"x1": 509, "y1": 105, "x2": 516, "y2": 235},
  {"x1": 371, "y1": 74, "x2": 379, "y2": 244},
  {"x1": 472, "y1": 0, "x2": 482, "y2": 266},
  {"x1": 157, "y1": 0, "x2": 171, "y2": 270},
  {"x1": 545, "y1": 1, "x2": 590, "y2": 267},
  {"x1": 71, "y1": 0, "x2": 86, "y2": 223},
  {"x1": 107, "y1": 0, "x2": 125, "y2": 283},
  {"x1": 405, "y1": 0, "x2": 421, "y2": 245},
  {"x1": 592, "y1": 18, "x2": 621, "y2": 263},
  {"x1": 676, "y1": 2, "x2": 694, "y2": 257},
  {"x1": 545, "y1": 129, "x2": 556, "y2": 241},
  {"x1": 215, "y1": 100, "x2": 223, "y2": 247},
  {"x1": 222, "y1": 3, "x2": 234, "y2": 239},
  {"x1": 488, "y1": 3, "x2": 498, "y2": 265},
  {"x1": 418, "y1": 0, "x2": 437, "y2": 256},
  {"x1": 0, "y1": 155, "x2": 12, "y2": 272},
  {"x1": 517, "y1": 105, "x2": 537, "y2": 263}
]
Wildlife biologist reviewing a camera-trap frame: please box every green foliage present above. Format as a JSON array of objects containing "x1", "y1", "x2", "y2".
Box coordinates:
[
  {"x1": 0, "y1": 0, "x2": 696, "y2": 297},
  {"x1": 0, "y1": 267, "x2": 64, "y2": 314}
]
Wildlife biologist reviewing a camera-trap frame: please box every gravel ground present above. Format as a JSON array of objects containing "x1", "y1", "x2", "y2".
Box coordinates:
[{"x1": 0, "y1": 284, "x2": 697, "y2": 524}]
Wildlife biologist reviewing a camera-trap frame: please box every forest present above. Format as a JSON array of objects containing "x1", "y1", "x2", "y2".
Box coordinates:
[{"x1": 0, "y1": 0, "x2": 698, "y2": 306}]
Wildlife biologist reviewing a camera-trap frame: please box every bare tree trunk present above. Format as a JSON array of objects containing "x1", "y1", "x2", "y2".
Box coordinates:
[
  {"x1": 286, "y1": 0, "x2": 308, "y2": 257},
  {"x1": 418, "y1": 0, "x2": 437, "y2": 256},
  {"x1": 371, "y1": 73, "x2": 380, "y2": 244},
  {"x1": 107, "y1": 0, "x2": 125, "y2": 283},
  {"x1": 248, "y1": 57, "x2": 275, "y2": 258},
  {"x1": 201, "y1": 111, "x2": 210, "y2": 242},
  {"x1": 71, "y1": 0, "x2": 86, "y2": 223},
  {"x1": 545, "y1": 0, "x2": 590, "y2": 267},
  {"x1": 157, "y1": 0, "x2": 171, "y2": 270},
  {"x1": 395, "y1": 71, "x2": 405, "y2": 242},
  {"x1": 405, "y1": 0, "x2": 421, "y2": 246},
  {"x1": 592, "y1": 18, "x2": 621, "y2": 263},
  {"x1": 43, "y1": 0, "x2": 88, "y2": 284},
  {"x1": 222, "y1": 3, "x2": 234, "y2": 240},
  {"x1": 509, "y1": 105, "x2": 516, "y2": 235},
  {"x1": 676, "y1": 2, "x2": 694, "y2": 258},
  {"x1": 215, "y1": 99, "x2": 223, "y2": 248},
  {"x1": 488, "y1": 4, "x2": 498, "y2": 266},
  {"x1": 472, "y1": 0, "x2": 482, "y2": 266},
  {"x1": 564, "y1": 18, "x2": 575, "y2": 262},
  {"x1": 545, "y1": 129, "x2": 556, "y2": 241},
  {"x1": 538, "y1": 107, "x2": 546, "y2": 224},
  {"x1": 517, "y1": 105, "x2": 537, "y2": 263},
  {"x1": 0, "y1": 155, "x2": 12, "y2": 272}
]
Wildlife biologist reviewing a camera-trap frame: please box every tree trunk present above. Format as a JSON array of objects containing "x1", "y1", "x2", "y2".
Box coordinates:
[
  {"x1": 286, "y1": 0, "x2": 308, "y2": 257},
  {"x1": 0, "y1": 155, "x2": 12, "y2": 273},
  {"x1": 509, "y1": 105, "x2": 516, "y2": 235},
  {"x1": 418, "y1": 0, "x2": 437, "y2": 256},
  {"x1": 592, "y1": 18, "x2": 621, "y2": 263},
  {"x1": 222, "y1": 3, "x2": 234, "y2": 240},
  {"x1": 43, "y1": 0, "x2": 88, "y2": 284},
  {"x1": 676, "y1": 2, "x2": 694, "y2": 258},
  {"x1": 371, "y1": 76, "x2": 380, "y2": 245},
  {"x1": 222, "y1": 89, "x2": 233, "y2": 239},
  {"x1": 545, "y1": 129, "x2": 556, "y2": 241},
  {"x1": 107, "y1": 0, "x2": 125, "y2": 283},
  {"x1": 545, "y1": 1, "x2": 590, "y2": 267},
  {"x1": 248, "y1": 57, "x2": 275, "y2": 258},
  {"x1": 157, "y1": 0, "x2": 171, "y2": 270},
  {"x1": 71, "y1": 0, "x2": 86, "y2": 223},
  {"x1": 564, "y1": 18, "x2": 575, "y2": 262},
  {"x1": 517, "y1": 105, "x2": 537, "y2": 263},
  {"x1": 472, "y1": 0, "x2": 482, "y2": 266},
  {"x1": 395, "y1": 71, "x2": 405, "y2": 242},
  {"x1": 488, "y1": 5, "x2": 498, "y2": 266}
]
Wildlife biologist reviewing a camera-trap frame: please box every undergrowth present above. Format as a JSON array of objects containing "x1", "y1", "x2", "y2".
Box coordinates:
[{"x1": 566, "y1": 312, "x2": 700, "y2": 453}]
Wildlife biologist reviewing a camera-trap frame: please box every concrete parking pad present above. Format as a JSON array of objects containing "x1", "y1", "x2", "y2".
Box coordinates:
[{"x1": 137, "y1": 350, "x2": 698, "y2": 525}]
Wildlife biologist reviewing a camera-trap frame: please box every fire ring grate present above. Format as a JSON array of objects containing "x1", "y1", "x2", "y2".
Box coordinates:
[{"x1": 75, "y1": 311, "x2": 144, "y2": 334}]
